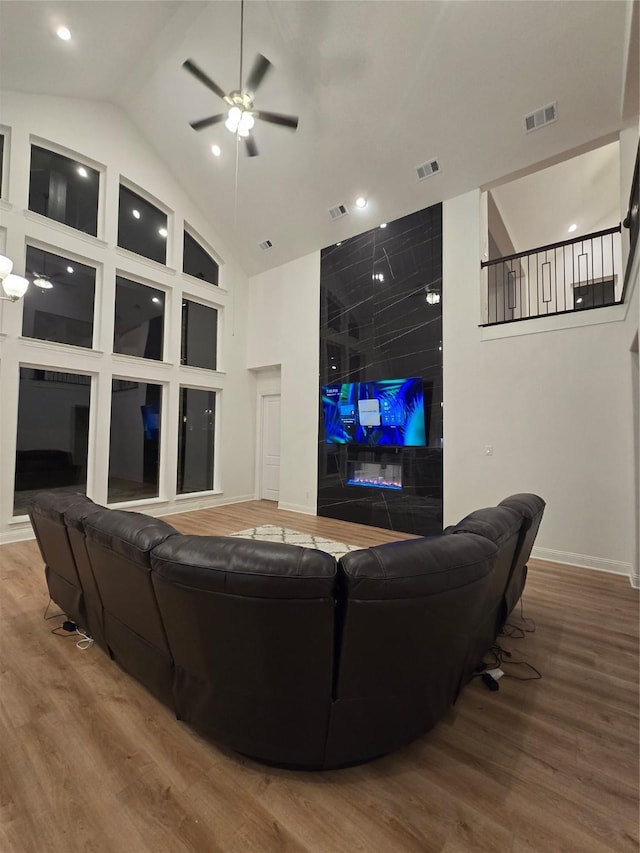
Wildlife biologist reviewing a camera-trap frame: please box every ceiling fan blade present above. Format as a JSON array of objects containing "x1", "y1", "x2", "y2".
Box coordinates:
[
  {"x1": 183, "y1": 59, "x2": 228, "y2": 102},
  {"x1": 244, "y1": 135, "x2": 259, "y2": 157},
  {"x1": 245, "y1": 53, "x2": 272, "y2": 96},
  {"x1": 255, "y1": 110, "x2": 299, "y2": 130},
  {"x1": 189, "y1": 114, "x2": 226, "y2": 131}
]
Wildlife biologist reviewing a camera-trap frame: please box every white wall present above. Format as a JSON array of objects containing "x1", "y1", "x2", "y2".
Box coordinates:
[
  {"x1": 248, "y1": 252, "x2": 320, "y2": 515},
  {"x1": 444, "y1": 189, "x2": 638, "y2": 577},
  {"x1": 0, "y1": 91, "x2": 255, "y2": 541}
]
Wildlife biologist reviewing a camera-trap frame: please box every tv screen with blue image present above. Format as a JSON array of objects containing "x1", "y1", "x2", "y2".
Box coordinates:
[{"x1": 321, "y1": 377, "x2": 426, "y2": 446}]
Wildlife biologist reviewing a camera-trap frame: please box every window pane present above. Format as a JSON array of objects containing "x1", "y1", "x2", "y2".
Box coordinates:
[
  {"x1": 114, "y1": 276, "x2": 165, "y2": 360},
  {"x1": 108, "y1": 380, "x2": 161, "y2": 502},
  {"x1": 29, "y1": 145, "x2": 99, "y2": 236},
  {"x1": 177, "y1": 388, "x2": 215, "y2": 494},
  {"x1": 118, "y1": 185, "x2": 167, "y2": 264},
  {"x1": 23, "y1": 246, "x2": 95, "y2": 348},
  {"x1": 181, "y1": 300, "x2": 217, "y2": 370},
  {"x1": 14, "y1": 368, "x2": 91, "y2": 516},
  {"x1": 183, "y1": 231, "x2": 219, "y2": 285}
]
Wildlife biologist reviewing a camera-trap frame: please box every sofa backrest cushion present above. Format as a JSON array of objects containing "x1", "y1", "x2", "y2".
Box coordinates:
[
  {"x1": 62, "y1": 500, "x2": 109, "y2": 651},
  {"x1": 498, "y1": 493, "x2": 545, "y2": 615},
  {"x1": 150, "y1": 535, "x2": 337, "y2": 599},
  {"x1": 335, "y1": 532, "x2": 497, "y2": 695},
  {"x1": 150, "y1": 536, "x2": 337, "y2": 766},
  {"x1": 28, "y1": 491, "x2": 97, "y2": 626},
  {"x1": 444, "y1": 504, "x2": 522, "y2": 662},
  {"x1": 82, "y1": 509, "x2": 178, "y2": 703}
]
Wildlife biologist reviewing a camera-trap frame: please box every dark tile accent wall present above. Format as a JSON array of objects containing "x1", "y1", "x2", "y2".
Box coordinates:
[{"x1": 318, "y1": 204, "x2": 443, "y2": 536}]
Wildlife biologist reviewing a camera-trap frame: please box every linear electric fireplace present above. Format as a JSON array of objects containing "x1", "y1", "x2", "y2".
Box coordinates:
[{"x1": 347, "y1": 461, "x2": 402, "y2": 490}]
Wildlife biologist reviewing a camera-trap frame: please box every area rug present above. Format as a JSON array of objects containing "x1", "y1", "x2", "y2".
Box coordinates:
[{"x1": 229, "y1": 525, "x2": 359, "y2": 560}]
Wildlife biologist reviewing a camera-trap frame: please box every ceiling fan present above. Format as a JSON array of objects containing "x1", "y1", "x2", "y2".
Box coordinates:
[{"x1": 183, "y1": 1, "x2": 299, "y2": 157}]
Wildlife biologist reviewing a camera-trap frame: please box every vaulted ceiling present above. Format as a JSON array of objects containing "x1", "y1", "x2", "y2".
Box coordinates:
[{"x1": 0, "y1": 1, "x2": 637, "y2": 275}]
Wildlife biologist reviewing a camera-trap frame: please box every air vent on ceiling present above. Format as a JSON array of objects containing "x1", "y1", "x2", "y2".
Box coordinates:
[
  {"x1": 329, "y1": 203, "x2": 349, "y2": 220},
  {"x1": 259, "y1": 239, "x2": 273, "y2": 251},
  {"x1": 416, "y1": 159, "x2": 441, "y2": 181},
  {"x1": 524, "y1": 102, "x2": 558, "y2": 133}
]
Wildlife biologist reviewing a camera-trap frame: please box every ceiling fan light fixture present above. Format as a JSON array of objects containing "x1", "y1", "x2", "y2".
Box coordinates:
[
  {"x1": 240, "y1": 112, "x2": 255, "y2": 132},
  {"x1": 2, "y1": 273, "x2": 29, "y2": 301},
  {"x1": 0, "y1": 254, "x2": 13, "y2": 280}
]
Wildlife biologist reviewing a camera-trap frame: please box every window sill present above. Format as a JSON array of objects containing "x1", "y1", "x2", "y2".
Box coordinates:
[
  {"x1": 115, "y1": 246, "x2": 176, "y2": 277},
  {"x1": 23, "y1": 209, "x2": 108, "y2": 249},
  {"x1": 18, "y1": 337, "x2": 104, "y2": 357}
]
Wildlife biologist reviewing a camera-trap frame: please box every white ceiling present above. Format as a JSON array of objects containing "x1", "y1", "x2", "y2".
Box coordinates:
[
  {"x1": 0, "y1": 1, "x2": 637, "y2": 275},
  {"x1": 490, "y1": 141, "x2": 621, "y2": 252}
]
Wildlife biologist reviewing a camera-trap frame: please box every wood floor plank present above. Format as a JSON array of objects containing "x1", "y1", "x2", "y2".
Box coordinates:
[{"x1": 0, "y1": 501, "x2": 637, "y2": 852}]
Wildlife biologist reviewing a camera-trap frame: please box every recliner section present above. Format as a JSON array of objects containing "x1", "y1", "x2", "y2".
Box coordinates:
[
  {"x1": 82, "y1": 509, "x2": 179, "y2": 706},
  {"x1": 151, "y1": 535, "x2": 337, "y2": 766},
  {"x1": 29, "y1": 491, "x2": 544, "y2": 769}
]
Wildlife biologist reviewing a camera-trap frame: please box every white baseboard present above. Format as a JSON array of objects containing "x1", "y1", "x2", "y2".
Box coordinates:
[
  {"x1": 533, "y1": 546, "x2": 634, "y2": 581},
  {"x1": 277, "y1": 501, "x2": 317, "y2": 516},
  {"x1": 630, "y1": 574, "x2": 640, "y2": 590},
  {"x1": 157, "y1": 494, "x2": 255, "y2": 518},
  {"x1": 0, "y1": 525, "x2": 35, "y2": 545}
]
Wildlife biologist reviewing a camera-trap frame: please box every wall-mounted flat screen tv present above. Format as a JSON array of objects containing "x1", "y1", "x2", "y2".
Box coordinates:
[{"x1": 321, "y1": 377, "x2": 426, "y2": 446}]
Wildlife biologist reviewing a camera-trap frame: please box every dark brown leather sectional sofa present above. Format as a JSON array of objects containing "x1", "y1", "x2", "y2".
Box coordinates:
[{"x1": 29, "y1": 491, "x2": 544, "y2": 769}]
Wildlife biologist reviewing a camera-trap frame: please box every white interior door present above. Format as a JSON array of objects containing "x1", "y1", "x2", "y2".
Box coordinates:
[{"x1": 261, "y1": 394, "x2": 281, "y2": 501}]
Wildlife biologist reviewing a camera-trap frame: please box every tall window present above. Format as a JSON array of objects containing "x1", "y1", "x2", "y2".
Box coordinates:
[
  {"x1": 108, "y1": 380, "x2": 162, "y2": 503},
  {"x1": 183, "y1": 230, "x2": 219, "y2": 285},
  {"x1": 181, "y1": 299, "x2": 218, "y2": 370},
  {"x1": 23, "y1": 246, "x2": 96, "y2": 348},
  {"x1": 177, "y1": 388, "x2": 215, "y2": 494},
  {"x1": 118, "y1": 185, "x2": 167, "y2": 264},
  {"x1": 114, "y1": 276, "x2": 165, "y2": 360},
  {"x1": 29, "y1": 145, "x2": 99, "y2": 236},
  {"x1": 14, "y1": 368, "x2": 91, "y2": 516}
]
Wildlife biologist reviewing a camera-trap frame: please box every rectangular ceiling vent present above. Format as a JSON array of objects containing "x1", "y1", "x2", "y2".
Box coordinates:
[
  {"x1": 329, "y1": 203, "x2": 349, "y2": 220},
  {"x1": 416, "y1": 159, "x2": 441, "y2": 181},
  {"x1": 259, "y1": 239, "x2": 273, "y2": 251},
  {"x1": 524, "y1": 102, "x2": 558, "y2": 133}
]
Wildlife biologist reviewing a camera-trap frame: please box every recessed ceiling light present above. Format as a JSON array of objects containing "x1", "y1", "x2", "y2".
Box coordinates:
[
  {"x1": 151, "y1": 296, "x2": 160, "y2": 304},
  {"x1": 380, "y1": 223, "x2": 387, "y2": 228},
  {"x1": 355, "y1": 197, "x2": 367, "y2": 209},
  {"x1": 211, "y1": 144, "x2": 221, "y2": 157},
  {"x1": 66, "y1": 266, "x2": 74, "y2": 274},
  {"x1": 56, "y1": 25, "x2": 71, "y2": 41},
  {"x1": 158, "y1": 227, "x2": 168, "y2": 238},
  {"x1": 568, "y1": 223, "x2": 577, "y2": 233},
  {"x1": 77, "y1": 166, "x2": 88, "y2": 178},
  {"x1": 132, "y1": 209, "x2": 141, "y2": 220},
  {"x1": 336, "y1": 242, "x2": 342, "y2": 246}
]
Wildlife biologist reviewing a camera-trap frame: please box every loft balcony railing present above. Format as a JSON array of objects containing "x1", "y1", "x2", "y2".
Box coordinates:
[{"x1": 480, "y1": 224, "x2": 623, "y2": 326}]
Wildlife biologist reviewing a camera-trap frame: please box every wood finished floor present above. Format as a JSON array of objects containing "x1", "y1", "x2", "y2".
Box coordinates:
[{"x1": 0, "y1": 500, "x2": 638, "y2": 853}]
